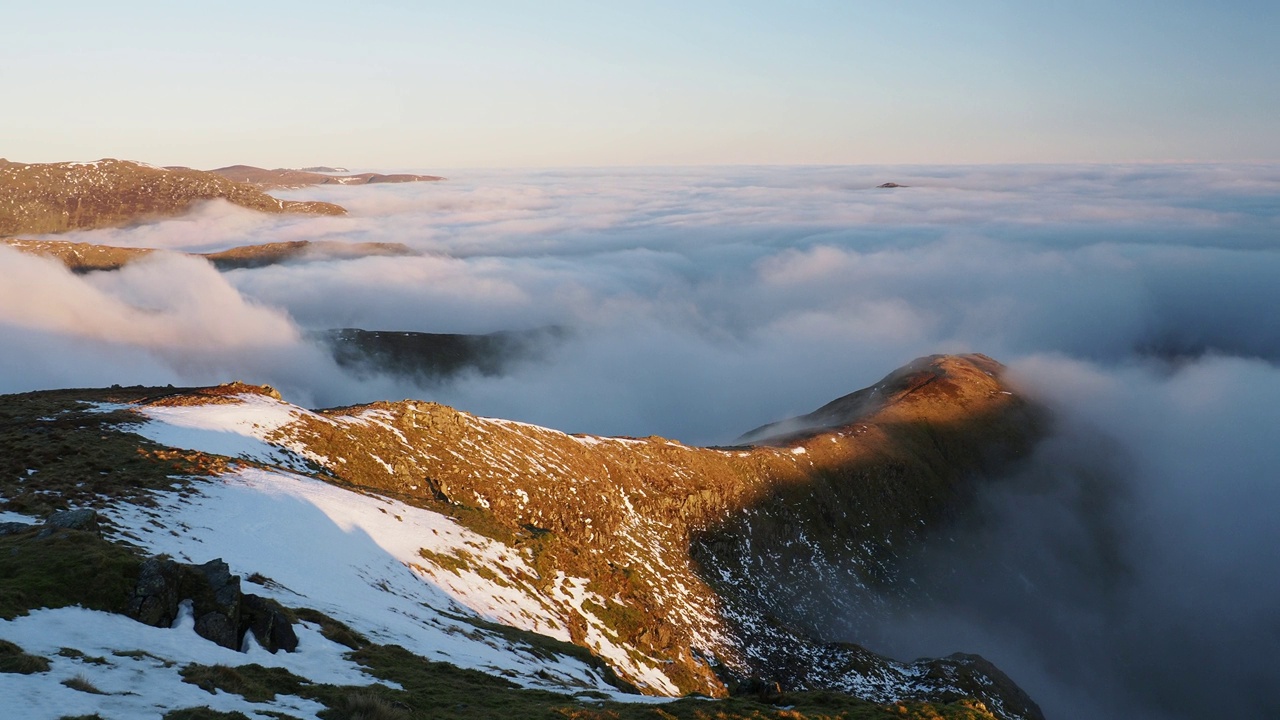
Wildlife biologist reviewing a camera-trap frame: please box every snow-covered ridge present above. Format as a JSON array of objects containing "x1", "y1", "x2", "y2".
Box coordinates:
[
  {"x1": 102, "y1": 467, "x2": 633, "y2": 695},
  {"x1": 0, "y1": 462, "x2": 645, "y2": 719},
  {"x1": 126, "y1": 394, "x2": 688, "y2": 693},
  {"x1": 12, "y1": 356, "x2": 1042, "y2": 718}
]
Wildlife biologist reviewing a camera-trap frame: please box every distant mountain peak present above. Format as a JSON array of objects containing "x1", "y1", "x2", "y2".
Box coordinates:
[
  {"x1": 208, "y1": 165, "x2": 445, "y2": 189},
  {"x1": 0, "y1": 158, "x2": 346, "y2": 237}
]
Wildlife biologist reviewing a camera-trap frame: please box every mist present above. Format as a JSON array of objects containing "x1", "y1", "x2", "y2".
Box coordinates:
[
  {"x1": 3, "y1": 163, "x2": 1279, "y2": 717},
  {"x1": 844, "y1": 355, "x2": 1280, "y2": 719}
]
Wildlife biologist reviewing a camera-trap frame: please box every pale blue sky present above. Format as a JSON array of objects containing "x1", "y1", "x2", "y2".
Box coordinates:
[{"x1": 3, "y1": 1, "x2": 1276, "y2": 168}]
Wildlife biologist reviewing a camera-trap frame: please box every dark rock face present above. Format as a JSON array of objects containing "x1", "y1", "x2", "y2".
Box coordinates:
[
  {"x1": 193, "y1": 612, "x2": 239, "y2": 649},
  {"x1": 241, "y1": 593, "x2": 299, "y2": 653},
  {"x1": 196, "y1": 560, "x2": 240, "y2": 613},
  {"x1": 190, "y1": 559, "x2": 243, "y2": 649},
  {"x1": 0, "y1": 521, "x2": 32, "y2": 536},
  {"x1": 124, "y1": 556, "x2": 297, "y2": 653},
  {"x1": 127, "y1": 558, "x2": 183, "y2": 627},
  {"x1": 44, "y1": 509, "x2": 100, "y2": 533}
]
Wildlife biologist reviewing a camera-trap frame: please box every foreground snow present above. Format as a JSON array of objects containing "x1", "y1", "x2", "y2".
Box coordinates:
[
  {"x1": 0, "y1": 604, "x2": 370, "y2": 720},
  {"x1": 1, "y1": 459, "x2": 662, "y2": 717},
  {"x1": 128, "y1": 393, "x2": 695, "y2": 693},
  {"x1": 133, "y1": 394, "x2": 323, "y2": 473},
  {"x1": 102, "y1": 467, "x2": 638, "y2": 694}
]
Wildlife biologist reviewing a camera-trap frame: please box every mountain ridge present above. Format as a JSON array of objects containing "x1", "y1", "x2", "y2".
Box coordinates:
[
  {"x1": 3, "y1": 237, "x2": 416, "y2": 272},
  {"x1": 0, "y1": 158, "x2": 346, "y2": 237},
  {"x1": 0, "y1": 354, "x2": 1045, "y2": 719},
  {"x1": 206, "y1": 164, "x2": 445, "y2": 189}
]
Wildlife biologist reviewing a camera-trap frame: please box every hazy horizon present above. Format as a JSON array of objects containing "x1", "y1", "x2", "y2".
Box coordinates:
[{"x1": 7, "y1": 2, "x2": 1279, "y2": 168}]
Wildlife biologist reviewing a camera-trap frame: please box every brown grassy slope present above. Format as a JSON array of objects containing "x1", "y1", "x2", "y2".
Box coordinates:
[
  {"x1": 2, "y1": 238, "x2": 414, "y2": 272},
  {"x1": 208, "y1": 165, "x2": 445, "y2": 189},
  {"x1": 1, "y1": 238, "x2": 156, "y2": 270},
  {"x1": 220, "y1": 353, "x2": 1041, "y2": 712},
  {"x1": 0, "y1": 386, "x2": 235, "y2": 516},
  {"x1": 0, "y1": 158, "x2": 346, "y2": 237},
  {"x1": 0, "y1": 363, "x2": 1042, "y2": 719}
]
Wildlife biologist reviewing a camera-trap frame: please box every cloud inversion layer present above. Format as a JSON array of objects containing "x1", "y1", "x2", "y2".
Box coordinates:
[{"x1": 3, "y1": 163, "x2": 1279, "y2": 718}]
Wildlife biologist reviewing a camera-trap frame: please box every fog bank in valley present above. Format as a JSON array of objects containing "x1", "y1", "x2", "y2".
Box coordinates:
[{"x1": 2, "y1": 163, "x2": 1278, "y2": 718}]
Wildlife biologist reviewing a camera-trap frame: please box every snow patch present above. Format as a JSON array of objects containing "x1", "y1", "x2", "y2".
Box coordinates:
[
  {"x1": 101, "y1": 467, "x2": 639, "y2": 697},
  {"x1": 129, "y1": 394, "x2": 326, "y2": 470},
  {"x1": 0, "y1": 508, "x2": 37, "y2": 524},
  {"x1": 0, "y1": 605, "x2": 373, "y2": 720}
]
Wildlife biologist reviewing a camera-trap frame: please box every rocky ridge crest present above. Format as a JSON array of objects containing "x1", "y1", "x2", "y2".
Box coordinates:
[
  {"x1": 0, "y1": 354, "x2": 1046, "y2": 719},
  {"x1": 136, "y1": 354, "x2": 1044, "y2": 717}
]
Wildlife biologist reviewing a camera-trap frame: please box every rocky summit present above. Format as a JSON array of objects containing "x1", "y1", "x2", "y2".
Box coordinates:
[
  {"x1": 0, "y1": 354, "x2": 1045, "y2": 719},
  {"x1": 0, "y1": 158, "x2": 346, "y2": 237}
]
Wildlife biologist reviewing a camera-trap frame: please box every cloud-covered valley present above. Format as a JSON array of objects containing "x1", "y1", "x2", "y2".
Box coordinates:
[{"x1": 3, "y1": 163, "x2": 1279, "y2": 718}]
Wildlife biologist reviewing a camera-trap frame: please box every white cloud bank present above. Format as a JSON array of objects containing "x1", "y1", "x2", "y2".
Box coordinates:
[{"x1": 3, "y1": 163, "x2": 1280, "y2": 718}]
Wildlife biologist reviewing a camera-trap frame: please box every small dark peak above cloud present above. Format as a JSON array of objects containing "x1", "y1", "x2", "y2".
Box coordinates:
[
  {"x1": 206, "y1": 165, "x2": 446, "y2": 190},
  {"x1": 318, "y1": 326, "x2": 567, "y2": 386},
  {"x1": 0, "y1": 158, "x2": 345, "y2": 238},
  {"x1": 877, "y1": 182, "x2": 908, "y2": 188}
]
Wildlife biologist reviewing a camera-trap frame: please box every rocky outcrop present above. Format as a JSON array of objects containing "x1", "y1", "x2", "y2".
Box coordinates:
[
  {"x1": 43, "y1": 508, "x2": 100, "y2": 533},
  {"x1": 126, "y1": 557, "x2": 298, "y2": 653},
  {"x1": 0, "y1": 158, "x2": 346, "y2": 237},
  {"x1": 240, "y1": 593, "x2": 300, "y2": 653},
  {"x1": 0, "y1": 510, "x2": 292, "y2": 654}
]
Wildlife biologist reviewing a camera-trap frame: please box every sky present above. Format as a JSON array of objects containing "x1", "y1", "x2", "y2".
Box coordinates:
[{"x1": 4, "y1": 1, "x2": 1278, "y2": 167}]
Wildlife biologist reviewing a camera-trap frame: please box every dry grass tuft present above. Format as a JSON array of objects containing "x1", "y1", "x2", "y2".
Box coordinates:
[
  {"x1": 0, "y1": 639, "x2": 50, "y2": 674},
  {"x1": 333, "y1": 690, "x2": 411, "y2": 720},
  {"x1": 61, "y1": 673, "x2": 107, "y2": 694}
]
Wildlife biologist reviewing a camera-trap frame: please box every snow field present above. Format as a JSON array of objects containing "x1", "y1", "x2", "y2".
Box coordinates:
[
  {"x1": 120, "y1": 393, "x2": 707, "y2": 696},
  {"x1": 0, "y1": 603, "x2": 368, "y2": 720},
  {"x1": 103, "y1": 467, "x2": 627, "y2": 695}
]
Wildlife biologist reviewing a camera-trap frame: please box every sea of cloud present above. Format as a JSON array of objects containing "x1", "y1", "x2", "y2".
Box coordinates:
[{"x1": 2, "y1": 163, "x2": 1278, "y2": 717}]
